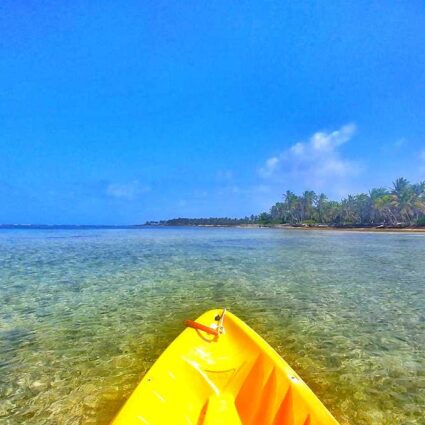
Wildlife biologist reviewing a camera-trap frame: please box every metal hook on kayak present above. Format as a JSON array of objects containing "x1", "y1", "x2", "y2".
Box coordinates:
[
  {"x1": 185, "y1": 308, "x2": 227, "y2": 337},
  {"x1": 217, "y1": 307, "x2": 227, "y2": 335}
]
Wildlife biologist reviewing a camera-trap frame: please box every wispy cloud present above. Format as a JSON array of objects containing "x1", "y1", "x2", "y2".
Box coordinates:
[
  {"x1": 259, "y1": 123, "x2": 361, "y2": 192},
  {"x1": 380, "y1": 137, "x2": 408, "y2": 155},
  {"x1": 106, "y1": 180, "x2": 150, "y2": 200},
  {"x1": 394, "y1": 138, "x2": 408, "y2": 149}
]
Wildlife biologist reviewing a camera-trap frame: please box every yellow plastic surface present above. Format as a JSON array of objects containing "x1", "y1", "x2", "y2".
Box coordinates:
[{"x1": 111, "y1": 309, "x2": 340, "y2": 425}]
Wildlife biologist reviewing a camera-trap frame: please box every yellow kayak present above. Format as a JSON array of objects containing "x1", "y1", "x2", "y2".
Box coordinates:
[{"x1": 111, "y1": 309, "x2": 340, "y2": 425}]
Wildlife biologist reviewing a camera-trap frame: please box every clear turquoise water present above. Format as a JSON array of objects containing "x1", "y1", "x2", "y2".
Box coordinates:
[{"x1": 0, "y1": 228, "x2": 424, "y2": 424}]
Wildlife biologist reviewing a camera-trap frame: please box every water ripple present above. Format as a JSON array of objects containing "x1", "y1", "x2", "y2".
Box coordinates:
[{"x1": 0, "y1": 228, "x2": 424, "y2": 424}]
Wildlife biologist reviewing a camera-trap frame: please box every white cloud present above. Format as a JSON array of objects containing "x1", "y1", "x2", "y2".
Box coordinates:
[
  {"x1": 259, "y1": 157, "x2": 279, "y2": 178},
  {"x1": 106, "y1": 180, "x2": 150, "y2": 200},
  {"x1": 259, "y1": 123, "x2": 360, "y2": 190}
]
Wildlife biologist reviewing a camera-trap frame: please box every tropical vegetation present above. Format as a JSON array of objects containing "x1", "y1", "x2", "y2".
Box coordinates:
[
  {"x1": 145, "y1": 217, "x2": 257, "y2": 226},
  {"x1": 148, "y1": 178, "x2": 425, "y2": 227},
  {"x1": 263, "y1": 177, "x2": 425, "y2": 226}
]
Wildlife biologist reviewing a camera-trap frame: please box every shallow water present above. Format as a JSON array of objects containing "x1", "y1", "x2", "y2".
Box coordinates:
[{"x1": 0, "y1": 228, "x2": 424, "y2": 424}]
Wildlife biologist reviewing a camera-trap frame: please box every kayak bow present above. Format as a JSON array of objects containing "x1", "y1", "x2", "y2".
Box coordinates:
[{"x1": 111, "y1": 309, "x2": 340, "y2": 425}]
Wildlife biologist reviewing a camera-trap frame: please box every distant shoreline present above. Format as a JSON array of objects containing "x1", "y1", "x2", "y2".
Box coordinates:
[
  {"x1": 147, "y1": 223, "x2": 425, "y2": 233},
  {"x1": 1, "y1": 223, "x2": 424, "y2": 233},
  {"x1": 0, "y1": 224, "x2": 144, "y2": 230},
  {"x1": 263, "y1": 224, "x2": 425, "y2": 233}
]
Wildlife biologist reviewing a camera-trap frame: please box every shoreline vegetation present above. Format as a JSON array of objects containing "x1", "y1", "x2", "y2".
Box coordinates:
[
  {"x1": 2, "y1": 224, "x2": 424, "y2": 233},
  {"x1": 145, "y1": 222, "x2": 425, "y2": 233},
  {"x1": 2, "y1": 178, "x2": 424, "y2": 233},
  {"x1": 146, "y1": 177, "x2": 425, "y2": 233}
]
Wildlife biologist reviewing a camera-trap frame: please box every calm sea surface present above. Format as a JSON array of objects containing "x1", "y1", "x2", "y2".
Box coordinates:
[{"x1": 0, "y1": 228, "x2": 424, "y2": 424}]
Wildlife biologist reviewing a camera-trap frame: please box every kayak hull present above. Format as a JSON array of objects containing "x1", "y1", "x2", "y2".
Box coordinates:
[{"x1": 111, "y1": 309, "x2": 340, "y2": 425}]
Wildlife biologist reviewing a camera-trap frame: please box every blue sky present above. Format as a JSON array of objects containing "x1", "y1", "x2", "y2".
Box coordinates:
[{"x1": 1, "y1": 1, "x2": 425, "y2": 224}]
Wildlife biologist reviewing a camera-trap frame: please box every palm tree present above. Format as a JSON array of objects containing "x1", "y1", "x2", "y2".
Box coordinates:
[
  {"x1": 411, "y1": 181, "x2": 425, "y2": 222},
  {"x1": 316, "y1": 193, "x2": 328, "y2": 223},
  {"x1": 341, "y1": 195, "x2": 359, "y2": 224},
  {"x1": 263, "y1": 178, "x2": 425, "y2": 227},
  {"x1": 282, "y1": 190, "x2": 299, "y2": 223},
  {"x1": 372, "y1": 194, "x2": 398, "y2": 225},
  {"x1": 391, "y1": 178, "x2": 415, "y2": 224},
  {"x1": 369, "y1": 187, "x2": 389, "y2": 224},
  {"x1": 301, "y1": 190, "x2": 317, "y2": 221},
  {"x1": 354, "y1": 193, "x2": 372, "y2": 224}
]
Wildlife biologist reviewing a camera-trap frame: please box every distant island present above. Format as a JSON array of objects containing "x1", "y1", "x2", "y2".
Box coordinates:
[
  {"x1": 145, "y1": 217, "x2": 258, "y2": 226},
  {"x1": 146, "y1": 177, "x2": 425, "y2": 229},
  {"x1": 2, "y1": 178, "x2": 424, "y2": 231}
]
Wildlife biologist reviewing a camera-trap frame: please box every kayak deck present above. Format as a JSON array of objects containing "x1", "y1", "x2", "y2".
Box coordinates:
[{"x1": 111, "y1": 309, "x2": 339, "y2": 425}]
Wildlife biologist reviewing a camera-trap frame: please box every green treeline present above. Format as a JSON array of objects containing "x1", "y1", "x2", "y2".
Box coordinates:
[
  {"x1": 263, "y1": 177, "x2": 425, "y2": 226},
  {"x1": 147, "y1": 178, "x2": 425, "y2": 227},
  {"x1": 145, "y1": 217, "x2": 257, "y2": 226}
]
